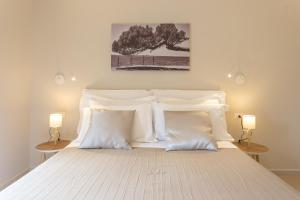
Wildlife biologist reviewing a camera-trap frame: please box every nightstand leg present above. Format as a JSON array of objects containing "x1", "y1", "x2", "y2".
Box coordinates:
[
  {"x1": 256, "y1": 155, "x2": 260, "y2": 162},
  {"x1": 41, "y1": 153, "x2": 46, "y2": 163}
]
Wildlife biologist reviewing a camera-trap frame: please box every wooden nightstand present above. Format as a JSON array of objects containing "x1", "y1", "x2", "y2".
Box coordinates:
[
  {"x1": 233, "y1": 142, "x2": 269, "y2": 162},
  {"x1": 36, "y1": 140, "x2": 70, "y2": 162}
]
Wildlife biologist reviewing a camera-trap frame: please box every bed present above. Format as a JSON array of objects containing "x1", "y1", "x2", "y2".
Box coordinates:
[
  {"x1": 1, "y1": 143, "x2": 299, "y2": 200},
  {"x1": 1, "y1": 90, "x2": 299, "y2": 200}
]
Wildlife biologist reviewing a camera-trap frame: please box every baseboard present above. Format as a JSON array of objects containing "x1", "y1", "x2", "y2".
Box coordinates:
[
  {"x1": 270, "y1": 169, "x2": 300, "y2": 176},
  {"x1": 0, "y1": 169, "x2": 30, "y2": 191}
]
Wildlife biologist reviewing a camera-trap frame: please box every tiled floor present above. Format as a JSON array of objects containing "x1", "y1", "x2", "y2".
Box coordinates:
[{"x1": 277, "y1": 174, "x2": 300, "y2": 192}]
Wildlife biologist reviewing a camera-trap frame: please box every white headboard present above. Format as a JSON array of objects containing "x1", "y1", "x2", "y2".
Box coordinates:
[
  {"x1": 79, "y1": 89, "x2": 152, "y2": 110},
  {"x1": 151, "y1": 89, "x2": 226, "y2": 104},
  {"x1": 79, "y1": 89, "x2": 226, "y2": 110}
]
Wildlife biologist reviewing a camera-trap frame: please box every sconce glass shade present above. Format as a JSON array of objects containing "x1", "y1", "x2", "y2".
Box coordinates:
[
  {"x1": 242, "y1": 115, "x2": 256, "y2": 130},
  {"x1": 234, "y1": 72, "x2": 246, "y2": 85},
  {"x1": 49, "y1": 113, "x2": 63, "y2": 128},
  {"x1": 54, "y1": 73, "x2": 65, "y2": 85}
]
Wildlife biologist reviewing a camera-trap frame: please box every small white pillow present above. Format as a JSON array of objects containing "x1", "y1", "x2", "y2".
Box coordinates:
[
  {"x1": 79, "y1": 110, "x2": 134, "y2": 149},
  {"x1": 166, "y1": 132, "x2": 218, "y2": 151},
  {"x1": 153, "y1": 102, "x2": 233, "y2": 141}
]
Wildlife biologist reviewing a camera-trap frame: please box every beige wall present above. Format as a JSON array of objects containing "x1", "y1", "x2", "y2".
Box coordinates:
[
  {"x1": 30, "y1": 0, "x2": 300, "y2": 169},
  {"x1": 0, "y1": 0, "x2": 32, "y2": 188}
]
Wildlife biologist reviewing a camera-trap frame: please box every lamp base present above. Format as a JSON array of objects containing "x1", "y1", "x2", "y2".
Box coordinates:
[
  {"x1": 49, "y1": 128, "x2": 61, "y2": 145},
  {"x1": 239, "y1": 129, "x2": 253, "y2": 147}
]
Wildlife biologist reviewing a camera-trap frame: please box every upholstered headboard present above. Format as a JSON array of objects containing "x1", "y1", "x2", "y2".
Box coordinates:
[
  {"x1": 79, "y1": 89, "x2": 226, "y2": 110},
  {"x1": 150, "y1": 89, "x2": 226, "y2": 104}
]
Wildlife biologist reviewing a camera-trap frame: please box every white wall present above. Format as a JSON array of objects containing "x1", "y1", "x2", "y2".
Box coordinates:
[
  {"x1": 30, "y1": 0, "x2": 300, "y2": 170},
  {"x1": 0, "y1": 0, "x2": 32, "y2": 188}
]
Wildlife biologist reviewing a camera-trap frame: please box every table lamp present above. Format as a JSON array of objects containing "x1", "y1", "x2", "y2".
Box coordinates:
[
  {"x1": 49, "y1": 113, "x2": 63, "y2": 144},
  {"x1": 239, "y1": 115, "x2": 256, "y2": 147}
]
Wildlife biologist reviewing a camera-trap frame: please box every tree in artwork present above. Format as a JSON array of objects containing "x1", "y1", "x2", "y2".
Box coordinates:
[{"x1": 112, "y1": 24, "x2": 189, "y2": 55}]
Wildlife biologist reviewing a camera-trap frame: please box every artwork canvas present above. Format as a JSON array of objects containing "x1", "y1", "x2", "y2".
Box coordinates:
[{"x1": 111, "y1": 23, "x2": 190, "y2": 71}]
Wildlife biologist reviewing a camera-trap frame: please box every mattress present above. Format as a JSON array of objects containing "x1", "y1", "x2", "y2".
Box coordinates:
[{"x1": 0, "y1": 147, "x2": 299, "y2": 200}]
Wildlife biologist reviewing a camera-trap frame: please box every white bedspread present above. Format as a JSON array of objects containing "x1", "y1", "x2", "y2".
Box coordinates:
[{"x1": 0, "y1": 147, "x2": 299, "y2": 200}]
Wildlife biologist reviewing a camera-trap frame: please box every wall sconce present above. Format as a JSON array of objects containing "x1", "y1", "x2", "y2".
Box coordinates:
[
  {"x1": 234, "y1": 72, "x2": 246, "y2": 85},
  {"x1": 54, "y1": 73, "x2": 65, "y2": 85},
  {"x1": 227, "y1": 66, "x2": 247, "y2": 85},
  {"x1": 227, "y1": 71, "x2": 247, "y2": 85},
  {"x1": 54, "y1": 73, "x2": 77, "y2": 84}
]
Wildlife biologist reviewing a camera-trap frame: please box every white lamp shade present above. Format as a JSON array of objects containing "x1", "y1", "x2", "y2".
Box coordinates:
[
  {"x1": 242, "y1": 115, "x2": 256, "y2": 130},
  {"x1": 49, "y1": 113, "x2": 63, "y2": 128}
]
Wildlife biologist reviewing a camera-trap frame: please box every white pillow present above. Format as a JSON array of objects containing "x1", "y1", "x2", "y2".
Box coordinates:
[
  {"x1": 79, "y1": 110, "x2": 134, "y2": 149},
  {"x1": 88, "y1": 95, "x2": 156, "y2": 105},
  {"x1": 83, "y1": 89, "x2": 152, "y2": 100},
  {"x1": 151, "y1": 90, "x2": 226, "y2": 104},
  {"x1": 164, "y1": 111, "x2": 212, "y2": 136},
  {"x1": 89, "y1": 100, "x2": 156, "y2": 143},
  {"x1": 77, "y1": 95, "x2": 156, "y2": 143},
  {"x1": 157, "y1": 97, "x2": 221, "y2": 105},
  {"x1": 153, "y1": 102, "x2": 233, "y2": 141},
  {"x1": 77, "y1": 90, "x2": 154, "y2": 138},
  {"x1": 76, "y1": 107, "x2": 92, "y2": 143},
  {"x1": 165, "y1": 132, "x2": 217, "y2": 151}
]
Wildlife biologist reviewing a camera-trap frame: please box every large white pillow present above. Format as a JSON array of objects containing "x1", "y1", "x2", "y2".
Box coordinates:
[
  {"x1": 76, "y1": 107, "x2": 92, "y2": 143},
  {"x1": 156, "y1": 97, "x2": 221, "y2": 105},
  {"x1": 88, "y1": 95, "x2": 155, "y2": 105},
  {"x1": 89, "y1": 99, "x2": 156, "y2": 143},
  {"x1": 82, "y1": 89, "x2": 152, "y2": 100},
  {"x1": 76, "y1": 95, "x2": 156, "y2": 143},
  {"x1": 78, "y1": 89, "x2": 153, "y2": 138},
  {"x1": 151, "y1": 90, "x2": 226, "y2": 104},
  {"x1": 153, "y1": 102, "x2": 233, "y2": 141},
  {"x1": 79, "y1": 110, "x2": 134, "y2": 149},
  {"x1": 164, "y1": 111, "x2": 212, "y2": 136}
]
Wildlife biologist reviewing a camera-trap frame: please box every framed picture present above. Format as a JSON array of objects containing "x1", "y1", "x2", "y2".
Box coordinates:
[{"x1": 111, "y1": 23, "x2": 190, "y2": 71}]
